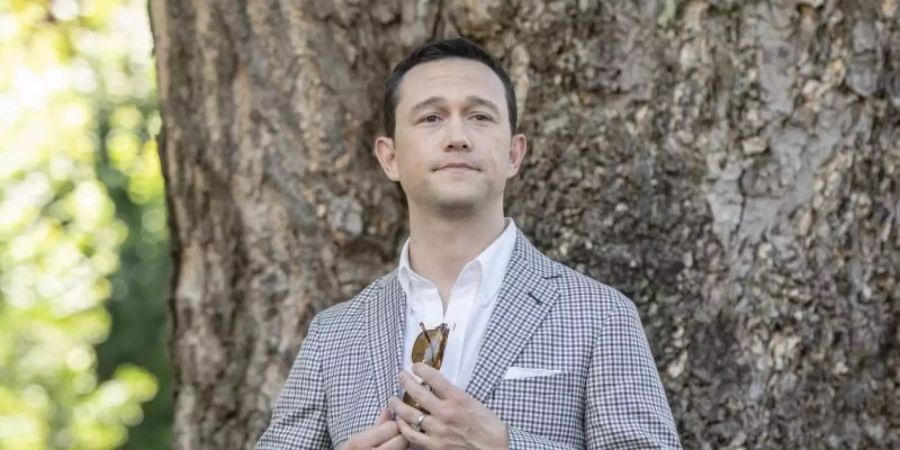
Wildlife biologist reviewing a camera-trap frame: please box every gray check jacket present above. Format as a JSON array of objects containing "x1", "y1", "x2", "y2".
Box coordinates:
[{"x1": 256, "y1": 229, "x2": 681, "y2": 449}]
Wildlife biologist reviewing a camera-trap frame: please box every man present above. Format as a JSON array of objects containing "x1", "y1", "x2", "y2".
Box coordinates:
[{"x1": 256, "y1": 37, "x2": 681, "y2": 449}]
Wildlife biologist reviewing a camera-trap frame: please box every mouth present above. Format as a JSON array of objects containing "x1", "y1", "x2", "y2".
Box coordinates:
[{"x1": 435, "y1": 163, "x2": 478, "y2": 172}]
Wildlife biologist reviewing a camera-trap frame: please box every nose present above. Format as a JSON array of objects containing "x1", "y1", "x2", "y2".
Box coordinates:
[
  {"x1": 446, "y1": 137, "x2": 470, "y2": 151},
  {"x1": 445, "y1": 117, "x2": 471, "y2": 151}
]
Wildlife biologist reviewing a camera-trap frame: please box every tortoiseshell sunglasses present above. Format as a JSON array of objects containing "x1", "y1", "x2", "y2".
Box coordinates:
[{"x1": 402, "y1": 322, "x2": 449, "y2": 410}]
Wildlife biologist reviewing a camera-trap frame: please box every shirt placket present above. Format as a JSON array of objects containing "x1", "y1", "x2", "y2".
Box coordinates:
[{"x1": 441, "y1": 266, "x2": 480, "y2": 387}]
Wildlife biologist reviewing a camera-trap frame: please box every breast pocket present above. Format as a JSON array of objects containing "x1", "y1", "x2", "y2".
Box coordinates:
[{"x1": 489, "y1": 371, "x2": 584, "y2": 446}]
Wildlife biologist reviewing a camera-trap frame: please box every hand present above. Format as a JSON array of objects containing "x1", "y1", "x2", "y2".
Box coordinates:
[
  {"x1": 340, "y1": 407, "x2": 408, "y2": 450},
  {"x1": 389, "y1": 363, "x2": 509, "y2": 450}
]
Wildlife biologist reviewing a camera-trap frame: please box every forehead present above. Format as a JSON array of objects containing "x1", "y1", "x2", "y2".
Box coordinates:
[{"x1": 395, "y1": 58, "x2": 506, "y2": 112}]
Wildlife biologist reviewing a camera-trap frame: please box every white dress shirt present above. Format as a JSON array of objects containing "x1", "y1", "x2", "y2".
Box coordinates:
[{"x1": 397, "y1": 217, "x2": 518, "y2": 391}]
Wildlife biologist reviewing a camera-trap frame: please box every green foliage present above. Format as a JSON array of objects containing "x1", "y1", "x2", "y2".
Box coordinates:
[{"x1": 0, "y1": 0, "x2": 170, "y2": 448}]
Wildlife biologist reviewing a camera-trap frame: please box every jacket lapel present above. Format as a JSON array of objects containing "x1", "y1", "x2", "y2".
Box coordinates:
[
  {"x1": 366, "y1": 272, "x2": 406, "y2": 406},
  {"x1": 465, "y1": 230, "x2": 561, "y2": 404}
]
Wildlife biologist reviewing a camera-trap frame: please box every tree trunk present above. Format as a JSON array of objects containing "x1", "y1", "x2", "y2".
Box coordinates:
[{"x1": 149, "y1": 0, "x2": 899, "y2": 448}]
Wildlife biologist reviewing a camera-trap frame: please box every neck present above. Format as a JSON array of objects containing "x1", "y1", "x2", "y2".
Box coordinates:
[{"x1": 406, "y1": 201, "x2": 507, "y2": 297}]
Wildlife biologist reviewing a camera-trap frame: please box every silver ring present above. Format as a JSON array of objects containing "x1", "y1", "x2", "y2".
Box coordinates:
[{"x1": 413, "y1": 413, "x2": 426, "y2": 431}]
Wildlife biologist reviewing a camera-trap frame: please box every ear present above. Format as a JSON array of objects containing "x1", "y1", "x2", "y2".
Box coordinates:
[
  {"x1": 373, "y1": 136, "x2": 401, "y2": 182},
  {"x1": 505, "y1": 133, "x2": 527, "y2": 178}
]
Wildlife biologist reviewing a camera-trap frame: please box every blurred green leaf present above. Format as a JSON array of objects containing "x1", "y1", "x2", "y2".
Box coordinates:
[{"x1": 0, "y1": 0, "x2": 170, "y2": 448}]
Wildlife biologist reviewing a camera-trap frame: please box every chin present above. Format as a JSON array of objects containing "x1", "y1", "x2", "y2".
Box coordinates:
[{"x1": 432, "y1": 195, "x2": 481, "y2": 213}]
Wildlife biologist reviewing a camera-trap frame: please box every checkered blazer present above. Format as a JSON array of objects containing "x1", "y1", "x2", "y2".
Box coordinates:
[{"x1": 256, "y1": 229, "x2": 681, "y2": 449}]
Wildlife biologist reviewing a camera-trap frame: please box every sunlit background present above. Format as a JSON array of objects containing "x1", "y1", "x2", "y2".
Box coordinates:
[{"x1": 0, "y1": 0, "x2": 171, "y2": 448}]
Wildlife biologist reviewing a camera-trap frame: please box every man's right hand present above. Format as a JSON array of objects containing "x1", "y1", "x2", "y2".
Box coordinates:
[{"x1": 340, "y1": 408, "x2": 408, "y2": 450}]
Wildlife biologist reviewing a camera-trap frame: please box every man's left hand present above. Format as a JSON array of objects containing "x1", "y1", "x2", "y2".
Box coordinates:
[{"x1": 388, "y1": 363, "x2": 509, "y2": 450}]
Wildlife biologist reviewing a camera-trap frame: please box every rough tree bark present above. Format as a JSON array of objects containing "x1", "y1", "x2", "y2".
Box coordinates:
[{"x1": 149, "y1": 0, "x2": 899, "y2": 448}]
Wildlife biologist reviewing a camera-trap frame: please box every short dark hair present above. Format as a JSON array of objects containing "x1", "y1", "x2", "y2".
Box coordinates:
[{"x1": 382, "y1": 37, "x2": 517, "y2": 139}]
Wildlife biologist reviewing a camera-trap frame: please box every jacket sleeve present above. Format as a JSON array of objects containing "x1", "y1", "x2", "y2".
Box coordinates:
[
  {"x1": 255, "y1": 315, "x2": 331, "y2": 449},
  {"x1": 585, "y1": 298, "x2": 682, "y2": 449}
]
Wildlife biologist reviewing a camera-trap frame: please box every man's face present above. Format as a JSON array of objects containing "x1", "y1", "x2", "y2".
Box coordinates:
[{"x1": 374, "y1": 58, "x2": 526, "y2": 214}]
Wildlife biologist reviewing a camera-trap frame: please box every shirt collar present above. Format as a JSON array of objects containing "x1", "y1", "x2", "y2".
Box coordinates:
[{"x1": 397, "y1": 217, "x2": 518, "y2": 305}]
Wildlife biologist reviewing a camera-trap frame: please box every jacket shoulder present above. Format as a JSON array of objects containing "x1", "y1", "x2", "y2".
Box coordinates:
[
  {"x1": 545, "y1": 258, "x2": 639, "y2": 322},
  {"x1": 311, "y1": 271, "x2": 393, "y2": 330}
]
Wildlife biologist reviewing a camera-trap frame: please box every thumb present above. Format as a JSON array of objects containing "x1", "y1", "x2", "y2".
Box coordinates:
[{"x1": 375, "y1": 407, "x2": 391, "y2": 425}]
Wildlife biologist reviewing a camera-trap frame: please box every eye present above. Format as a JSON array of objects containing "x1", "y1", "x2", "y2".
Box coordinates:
[
  {"x1": 420, "y1": 114, "x2": 441, "y2": 123},
  {"x1": 471, "y1": 113, "x2": 493, "y2": 122}
]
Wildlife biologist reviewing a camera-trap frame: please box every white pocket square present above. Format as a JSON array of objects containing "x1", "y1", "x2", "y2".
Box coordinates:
[{"x1": 502, "y1": 367, "x2": 563, "y2": 380}]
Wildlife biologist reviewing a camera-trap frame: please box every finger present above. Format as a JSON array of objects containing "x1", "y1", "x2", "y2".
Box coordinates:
[
  {"x1": 397, "y1": 415, "x2": 435, "y2": 449},
  {"x1": 412, "y1": 363, "x2": 457, "y2": 400},
  {"x1": 388, "y1": 397, "x2": 430, "y2": 431},
  {"x1": 399, "y1": 371, "x2": 441, "y2": 413},
  {"x1": 358, "y1": 420, "x2": 401, "y2": 447},
  {"x1": 375, "y1": 433, "x2": 408, "y2": 450},
  {"x1": 375, "y1": 407, "x2": 391, "y2": 425}
]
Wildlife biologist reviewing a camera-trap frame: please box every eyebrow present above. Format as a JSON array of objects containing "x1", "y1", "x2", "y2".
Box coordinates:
[
  {"x1": 408, "y1": 95, "x2": 501, "y2": 117},
  {"x1": 409, "y1": 97, "x2": 445, "y2": 116},
  {"x1": 465, "y1": 95, "x2": 501, "y2": 116}
]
